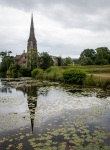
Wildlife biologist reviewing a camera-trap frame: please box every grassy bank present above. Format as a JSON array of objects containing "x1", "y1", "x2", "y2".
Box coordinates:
[
  {"x1": 61, "y1": 65, "x2": 110, "y2": 74},
  {"x1": 32, "y1": 66, "x2": 110, "y2": 89},
  {"x1": 84, "y1": 74, "x2": 110, "y2": 89}
]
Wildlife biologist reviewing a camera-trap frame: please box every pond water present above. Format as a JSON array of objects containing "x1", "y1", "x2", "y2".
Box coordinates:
[{"x1": 0, "y1": 80, "x2": 110, "y2": 150}]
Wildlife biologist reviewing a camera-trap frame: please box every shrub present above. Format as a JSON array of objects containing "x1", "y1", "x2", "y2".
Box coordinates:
[
  {"x1": 36, "y1": 66, "x2": 63, "y2": 82},
  {"x1": 20, "y1": 67, "x2": 31, "y2": 77},
  {"x1": 6, "y1": 70, "x2": 11, "y2": 78},
  {"x1": 63, "y1": 68, "x2": 86, "y2": 84},
  {"x1": 31, "y1": 68, "x2": 43, "y2": 78}
]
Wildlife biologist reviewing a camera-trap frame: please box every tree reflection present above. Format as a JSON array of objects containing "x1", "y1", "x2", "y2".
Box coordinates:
[{"x1": 0, "y1": 86, "x2": 12, "y2": 93}]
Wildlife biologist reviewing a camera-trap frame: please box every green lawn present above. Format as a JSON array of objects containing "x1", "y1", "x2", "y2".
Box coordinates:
[{"x1": 61, "y1": 65, "x2": 110, "y2": 74}]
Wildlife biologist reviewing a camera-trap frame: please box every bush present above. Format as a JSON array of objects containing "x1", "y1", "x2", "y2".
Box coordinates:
[
  {"x1": 6, "y1": 70, "x2": 11, "y2": 78},
  {"x1": 63, "y1": 68, "x2": 86, "y2": 84},
  {"x1": 31, "y1": 68, "x2": 43, "y2": 78},
  {"x1": 36, "y1": 66, "x2": 63, "y2": 82},
  {"x1": 45, "y1": 66, "x2": 63, "y2": 81},
  {"x1": 20, "y1": 67, "x2": 31, "y2": 77}
]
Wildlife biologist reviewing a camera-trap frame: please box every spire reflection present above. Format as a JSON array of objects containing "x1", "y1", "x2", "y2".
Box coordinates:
[
  {"x1": 27, "y1": 85, "x2": 37, "y2": 133},
  {"x1": 16, "y1": 85, "x2": 38, "y2": 133}
]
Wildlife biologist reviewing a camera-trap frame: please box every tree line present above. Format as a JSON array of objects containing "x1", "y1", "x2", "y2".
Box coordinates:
[
  {"x1": 78, "y1": 47, "x2": 110, "y2": 65},
  {"x1": 0, "y1": 51, "x2": 73, "y2": 77},
  {"x1": 0, "y1": 46, "x2": 110, "y2": 77}
]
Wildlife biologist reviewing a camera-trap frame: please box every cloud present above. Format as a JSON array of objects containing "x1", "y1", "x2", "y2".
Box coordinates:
[
  {"x1": 0, "y1": 0, "x2": 110, "y2": 58},
  {"x1": 1, "y1": 0, "x2": 109, "y2": 31}
]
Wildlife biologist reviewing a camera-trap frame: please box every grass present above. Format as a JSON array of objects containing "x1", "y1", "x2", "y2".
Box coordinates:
[
  {"x1": 61, "y1": 65, "x2": 110, "y2": 74},
  {"x1": 85, "y1": 75, "x2": 110, "y2": 89},
  {"x1": 34, "y1": 65, "x2": 110, "y2": 89}
]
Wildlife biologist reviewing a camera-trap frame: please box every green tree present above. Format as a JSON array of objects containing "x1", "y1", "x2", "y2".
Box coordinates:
[
  {"x1": 9, "y1": 63, "x2": 21, "y2": 78},
  {"x1": 95, "y1": 47, "x2": 110, "y2": 65},
  {"x1": 80, "y1": 49, "x2": 95, "y2": 58},
  {"x1": 79, "y1": 49, "x2": 95, "y2": 65},
  {"x1": 39, "y1": 52, "x2": 53, "y2": 70},
  {"x1": 0, "y1": 51, "x2": 7, "y2": 59},
  {"x1": 7, "y1": 51, "x2": 12, "y2": 56},
  {"x1": 57, "y1": 56, "x2": 63, "y2": 66},
  {"x1": 64, "y1": 57, "x2": 73, "y2": 66},
  {"x1": 20, "y1": 66, "x2": 31, "y2": 77},
  {"x1": 0, "y1": 51, "x2": 14, "y2": 76},
  {"x1": 79, "y1": 57, "x2": 94, "y2": 65},
  {"x1": 73, "y1": 58, "x2": 79, "y2": 65}
]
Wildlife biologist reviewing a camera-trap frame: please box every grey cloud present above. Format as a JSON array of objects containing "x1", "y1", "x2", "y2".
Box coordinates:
[
  {"x1": 1, "y1": 0, "x2": 110, "y2": 31},
  {"x1": 1, "y1": 0, "x2": 110, "y2": 15},
  {"x1": 1, "y1": 0, "x2": 110, "y2": 57},
  {"x1": 38, "y1": 39, "x2": 83, "y2": 57}
]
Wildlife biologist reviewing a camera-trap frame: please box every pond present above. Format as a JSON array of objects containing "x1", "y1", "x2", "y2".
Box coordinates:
[{"x1": 0, "y1": 79, "x2": 110, "y2": 150}]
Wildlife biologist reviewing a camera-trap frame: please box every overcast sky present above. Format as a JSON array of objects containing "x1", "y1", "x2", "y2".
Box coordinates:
[{"x1": 0, "y1": 0, "x2": 110, "y2": 58}]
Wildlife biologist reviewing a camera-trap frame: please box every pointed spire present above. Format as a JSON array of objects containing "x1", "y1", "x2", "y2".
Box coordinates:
[
  {"x1": 28, "y1": 13, "x2": 36, "y2": 42},
  {"x1": 31, "y1": 13, "x2": 34, "y2": 29}
]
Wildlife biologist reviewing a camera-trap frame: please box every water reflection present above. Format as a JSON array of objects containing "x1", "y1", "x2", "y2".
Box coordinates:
[
  {"x1": 0, "y1": 86, "x2": 12, "y2": 93},
  {"x1": 17, "y1": 85, "x2": 38, "y2": 133},
  {"x1": 27, "y1": 86, "x2": 37, "y2": 133},
  {"x1": 0, "y1": 81, "x2": 49, "y2": 133}
]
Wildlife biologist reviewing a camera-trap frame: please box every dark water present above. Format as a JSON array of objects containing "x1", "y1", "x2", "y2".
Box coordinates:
[{"x1": 0, "y1": 80, "x2": 110, "y2": 150}]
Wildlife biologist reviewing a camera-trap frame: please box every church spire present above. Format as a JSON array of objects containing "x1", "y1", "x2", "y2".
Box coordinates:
[
  {"x1": 31, "y1": 13, "x2": 34, "y2": 28},
  {"x1": 27, "y1": 13, "x2": 38, "y2": 70},
  {"x1": 28, "y1": 13, "x2": 36, "y2": 42}
]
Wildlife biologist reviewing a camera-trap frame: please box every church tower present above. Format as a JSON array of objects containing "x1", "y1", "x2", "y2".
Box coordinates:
[{"x1": 27, "y1": 14, "x2": 38, "y2": 70}]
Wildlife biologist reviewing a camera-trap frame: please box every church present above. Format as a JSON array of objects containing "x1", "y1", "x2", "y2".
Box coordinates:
[{"x1": 15, "y1": 14, "x2": 38, "y2": 70}]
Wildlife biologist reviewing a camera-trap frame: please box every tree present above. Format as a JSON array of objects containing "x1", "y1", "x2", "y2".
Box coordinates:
[
  {"x1": 57, "y1": 56, "x2": 63, "y2": 66},
  {"x1": 0, "y1": 50, "x2": 12, "y2": 59},
  {"x1": 95, "y1": 47, "x2": 110, "y2": 65},
  {"x1": 7, "y1": 51, "x2": 12, "y2": 56},
  {"x1": 79, "y1": 49, "x2": 95, "y2": 65},
  {"x1": 20, "y1": 66, "x2": 31, "y2": 77},
  {"x1": 63, "y1": 57, "x2": 73, "y2": 66},
  {"x1": 79, "y1": 57, "x2": 94, "y2": 65},
  {"x1": 0, "y1": 51, "x2": 7, "y2": 60},
  {"x1": 73, "y1": 58, "x2": 79, "y2": 65},
  {"x1": 39, "y1": 52, "x2": 53, "y2": 70},
  {"x1": 80, "y1": 49, "x2": 95, "y2": 58},
  {"x1": 9, "y1": 63, "x2": 21, "y2": 78},
  {"x1": 0, "y1": 51, "x2": 14, "y2": 76}
]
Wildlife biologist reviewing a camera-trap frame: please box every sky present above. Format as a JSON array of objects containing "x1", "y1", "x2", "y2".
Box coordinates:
[{"x1": 0, "y1": 0, "x2": 110, "y2": 58}]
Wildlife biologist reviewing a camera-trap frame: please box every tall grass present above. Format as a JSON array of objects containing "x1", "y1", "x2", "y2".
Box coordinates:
[
  {"x1": 36, "y1": 66, "x2": 63, "y2": 82},
  {"x1": 84, "y1": 74, "x2": 110, "y2": 89}
]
